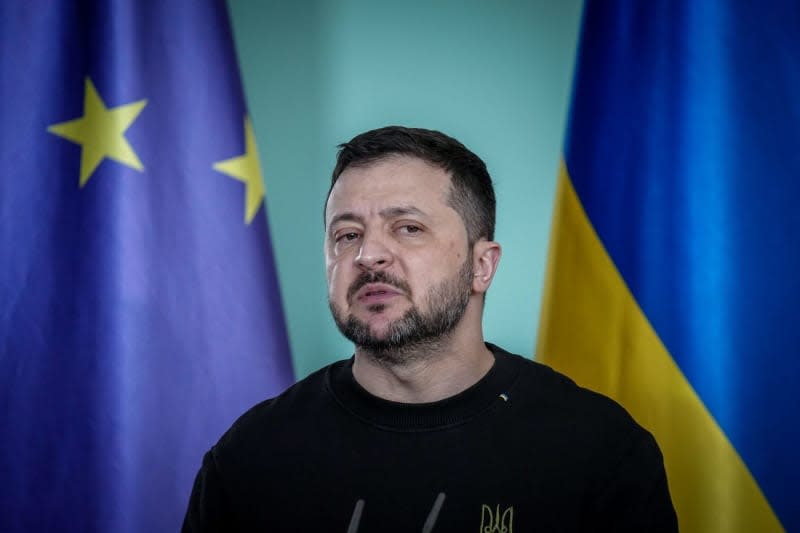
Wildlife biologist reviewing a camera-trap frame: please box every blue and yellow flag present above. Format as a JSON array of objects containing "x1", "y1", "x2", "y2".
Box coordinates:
[
  {"x1": 0, "y1": 1, "x2": 294, "y2": 531},
  {"x1": 538, "y1": 1, "x2": 799, "y2": 531}
]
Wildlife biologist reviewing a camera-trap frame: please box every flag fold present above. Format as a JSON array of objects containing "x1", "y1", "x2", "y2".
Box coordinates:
[
  {"x1": 0, "y1": 2, "x2": 294, "y2": 531},
  {"x1": 538, "y1": 2, "x2": 800, "y2": 532}
]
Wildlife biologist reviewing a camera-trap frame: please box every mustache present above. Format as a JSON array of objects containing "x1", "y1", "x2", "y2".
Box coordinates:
[{"x1": 347, "y1": 271, "x2": 412, "y2": 302}]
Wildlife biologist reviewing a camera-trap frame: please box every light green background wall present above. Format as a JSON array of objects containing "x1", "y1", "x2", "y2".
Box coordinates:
[{"x1": 227, "y1": 0, "x2": 584, "y2": 379}]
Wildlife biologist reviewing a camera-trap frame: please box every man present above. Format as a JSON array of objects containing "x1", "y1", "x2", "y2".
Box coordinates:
[{"x1": 182, "y1": 126, "x2": 677, "y2": 532}]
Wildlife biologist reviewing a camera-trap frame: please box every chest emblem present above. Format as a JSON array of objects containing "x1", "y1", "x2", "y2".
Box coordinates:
[{"x1": 480, "y1": 504, "x2": 514, "y2": 533}]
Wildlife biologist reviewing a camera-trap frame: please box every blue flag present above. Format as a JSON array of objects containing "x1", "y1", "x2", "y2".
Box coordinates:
[
  {"x1": 0, "y1": 1, "x2": 294, "y2": 531},
  {"x1": 538, "y1": 1, "x2": 799, "y2": 531}
]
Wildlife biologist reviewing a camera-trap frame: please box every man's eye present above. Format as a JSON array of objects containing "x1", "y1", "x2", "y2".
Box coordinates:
[
  {"x1": 400, "y1": 225, "x2": 422, "y2": 234},
  {"x1": 337, "y1": 232, "x2": 360, "y2": 242}
]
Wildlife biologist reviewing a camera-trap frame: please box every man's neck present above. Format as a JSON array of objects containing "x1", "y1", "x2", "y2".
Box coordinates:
[{"x1": 351, "y1": 332, "x2": 495, "y2": 404}]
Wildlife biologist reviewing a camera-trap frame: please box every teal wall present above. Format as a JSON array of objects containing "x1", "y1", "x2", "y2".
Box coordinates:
[{"x1": 227, "y1": 0, "x2": 584, "y2": 379}]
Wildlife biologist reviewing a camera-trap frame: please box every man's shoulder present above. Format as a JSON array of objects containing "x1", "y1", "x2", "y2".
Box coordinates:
[
  {"x1": 494, "y1": 345, "x2": 650, "y2": 442},
  {"x1": 493, "y1": 346, "x2": 676, "y2": 529},
  {"x1": 496, "y1": 346, "x2": 665, "y2": 489},
  {"x1": 213, "y1": 359, "x2": 345, "y2": 453}
]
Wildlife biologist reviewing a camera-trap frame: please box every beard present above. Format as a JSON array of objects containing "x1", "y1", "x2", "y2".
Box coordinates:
[{"x1": 329, "y1": 258, "x2": 474, "y2": 366}]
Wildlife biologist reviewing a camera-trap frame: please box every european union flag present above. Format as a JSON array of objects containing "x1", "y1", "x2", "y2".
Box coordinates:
[
  {"x1": 538, "y1": 1, "x2": 799, "y2": 531},
  {"x1": 0, "y1": 1, "x2": 294, "y2": 531}
]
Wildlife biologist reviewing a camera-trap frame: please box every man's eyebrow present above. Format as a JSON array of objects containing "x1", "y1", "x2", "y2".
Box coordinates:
[
  {"x1": 328, "y1": 212, "x2": 364, "y2": 228},
  {"x1": 379, "y1": 206, "x2": 427, "y2": 219},
  {"x1": 328, "y1": 206, "x2": 427, "y2": 228}
]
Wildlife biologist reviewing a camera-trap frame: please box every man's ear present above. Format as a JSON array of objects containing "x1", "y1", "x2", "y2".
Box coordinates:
[{"x1": 471, "y1": 240, "x2": 502, "y2": 294}]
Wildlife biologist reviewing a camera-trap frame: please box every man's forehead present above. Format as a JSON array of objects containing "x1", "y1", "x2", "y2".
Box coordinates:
[
  {"x1": 330, "y1": 156, "x2": 449, "y2": 198},
  {"x1": 325, "y1": 161, "x2": 450, "y2": 223}
]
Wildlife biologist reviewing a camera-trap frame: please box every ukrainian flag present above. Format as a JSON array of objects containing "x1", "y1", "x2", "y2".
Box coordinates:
[{"x1": 538, "y1": 1, "x2": 799, "y2": 531}]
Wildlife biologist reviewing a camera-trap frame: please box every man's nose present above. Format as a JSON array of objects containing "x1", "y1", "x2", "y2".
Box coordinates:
[{"x1": 355, "y1": 232, "x2": 393, "y2": 270}]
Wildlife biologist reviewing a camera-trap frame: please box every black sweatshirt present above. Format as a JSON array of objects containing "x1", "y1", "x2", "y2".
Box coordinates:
[{"x1": 183, "y1": 344, "x2": 677, "y2": 532}]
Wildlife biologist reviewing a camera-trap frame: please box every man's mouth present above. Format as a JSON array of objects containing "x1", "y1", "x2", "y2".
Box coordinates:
[
  {"x1": 366, "y1": 289, "x2": 389, "y2": 297},
  {"x1": 355, "y1": 283, "x2": 402, "y2": 304},
  {"x1": 346, "y1": 271, "x2": 412, "y2": 304}
]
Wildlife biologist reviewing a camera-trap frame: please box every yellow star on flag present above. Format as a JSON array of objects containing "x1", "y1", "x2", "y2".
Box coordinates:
[
  {"x1": 213, "y1": 117, "x2": 265, "y2": 225},
  {"x1": 48, "y1": 77, "x2": 147, "y2": 187}
]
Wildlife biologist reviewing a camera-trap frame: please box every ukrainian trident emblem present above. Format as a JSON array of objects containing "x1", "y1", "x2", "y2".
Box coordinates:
[{"x1": 480, "y1": 504, "x2": 513, "y2": 533}]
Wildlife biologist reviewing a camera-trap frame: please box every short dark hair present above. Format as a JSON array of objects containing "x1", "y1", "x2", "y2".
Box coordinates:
[{"x1": 326, "y1": 126, "x2": 496, "y2": 243}]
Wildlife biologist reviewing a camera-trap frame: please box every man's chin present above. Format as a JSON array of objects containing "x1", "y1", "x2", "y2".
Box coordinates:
[
  {"x1": 338, "y1": 314, "x2": 406, "y2": 349},
  {"x1": 358, "y1": 321, "x2": 395, "y2": 341},
  {"x1": 352, "y1": 308, "x2": 405, "y2": 329}
]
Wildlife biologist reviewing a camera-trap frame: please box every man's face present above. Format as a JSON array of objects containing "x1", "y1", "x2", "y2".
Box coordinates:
[{"x1": 324, "y1": 156, "x2": 474, "y2": 352}]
